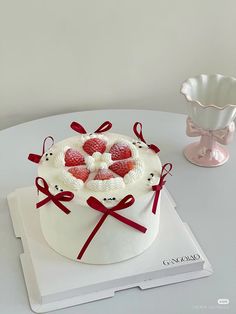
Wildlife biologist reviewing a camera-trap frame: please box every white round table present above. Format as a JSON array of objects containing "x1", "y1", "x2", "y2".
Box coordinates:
[{"x1": 0, "y1": 110, "x2": 235, "y2": 314}]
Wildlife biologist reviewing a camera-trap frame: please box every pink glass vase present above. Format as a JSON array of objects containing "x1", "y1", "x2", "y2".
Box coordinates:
[{"x1": 181, "y1": 74, "x2": 236, "y2": 167}]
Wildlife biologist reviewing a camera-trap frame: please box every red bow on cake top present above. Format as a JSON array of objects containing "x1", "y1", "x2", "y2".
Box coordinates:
[
  {"x1": 152, "y1": 163, "x2": 172, "y2": 215},
  {"x1": 35, "y1": 177, "x2": 74, "y2": 214},
  {"x1": 133, "y1": 122, "x2": 160, "y2": 153},
  {"x1": 186, "y1": 117, "x2": 235, "y2": 145},
  {"x1": 70, "y1": 120, "x2": 112, "y2": 134},
  {"x1": 28, "y1": 136, "x2": 54, "y2": 164},
  {"x1": 77, "y1": 195, "x2": 147, "y2": 260}
]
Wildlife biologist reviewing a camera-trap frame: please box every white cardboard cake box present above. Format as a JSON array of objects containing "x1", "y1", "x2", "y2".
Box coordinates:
[{"x1": 7, "y1": 187, "x2": 213, "y2": 313}]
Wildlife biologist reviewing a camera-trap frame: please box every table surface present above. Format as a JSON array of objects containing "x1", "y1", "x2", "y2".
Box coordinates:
[{"x1": 0, "y1": 109, "x2": 235, "y2": 314}]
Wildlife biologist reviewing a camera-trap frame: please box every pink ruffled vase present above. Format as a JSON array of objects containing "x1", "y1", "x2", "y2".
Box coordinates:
[{"x1": 181, "y1": 74, "x2": 236, "y2": 167}]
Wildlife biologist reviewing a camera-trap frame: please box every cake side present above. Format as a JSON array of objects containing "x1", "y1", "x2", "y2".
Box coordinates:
[{"x1": 39, "y1": 190, "x2": 161, "y2": 264}]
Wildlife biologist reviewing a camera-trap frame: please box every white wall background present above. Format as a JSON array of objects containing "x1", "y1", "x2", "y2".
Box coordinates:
[{"x1": 1, "y1": 0, "x2": 236, "y2": 129}]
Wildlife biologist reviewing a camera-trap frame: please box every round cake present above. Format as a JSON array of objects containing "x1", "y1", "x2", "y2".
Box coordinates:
[{"x1": 29, "y1": 121, "x2": 170, "y2": 264}]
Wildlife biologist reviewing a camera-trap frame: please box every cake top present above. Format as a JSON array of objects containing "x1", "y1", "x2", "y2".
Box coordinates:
[{"x1": 29, "y1": 120, "x2": 168, "y2": 206}]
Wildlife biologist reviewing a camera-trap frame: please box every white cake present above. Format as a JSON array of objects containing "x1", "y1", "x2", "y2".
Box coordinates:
[{"x1": 29, "y1": 121, "x2": 170, "y2": 264}]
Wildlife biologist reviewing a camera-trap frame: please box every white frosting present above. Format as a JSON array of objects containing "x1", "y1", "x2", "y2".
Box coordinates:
[
  {"x1": 81, "y1": 133, "x2": 108, "y2": 144},
  {"x1": 86, "y1": 177, "x2": 125, "y2": 191},
  {"x1": 131, "y1": 139, "x2": 148, "y2": 149},
  {"x1": 39, "y1": 190, "x2": 161, "y2": 264},
  {"x1": 123, "y1": 158, "x2": 144, "y2": 184},
  {"x1": 61, "y1": 169, "x2": 84, "y2": 190},
  {"x1": 54, "y1": 151, "x2": 65, "y2": 167},
  {"x1": 85, "y1": 152, "x2": 113, "y2": 172},
  {"x1": 54, "y1": 146, "x2": 70, "y2": 167},
  {"x1": 37, "y1": 132, "x2": 163, "y2": 264}
]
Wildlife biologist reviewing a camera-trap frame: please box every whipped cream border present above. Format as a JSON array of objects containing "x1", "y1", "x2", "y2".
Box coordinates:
[
  {"x1": 61, "y1": 169, "x2": 84, "y2": 190},
  {"x1": 124, "y1": 158, "x2": 144, "y2": 184},
  {"x1": 86, "y1": 177, "x2": 125, "y2": 191},
  {"x1": 81, "y1": 133, "x2": 108, "y2": 144}
]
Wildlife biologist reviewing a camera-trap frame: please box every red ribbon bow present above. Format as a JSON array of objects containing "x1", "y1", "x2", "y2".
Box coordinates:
[
  {"x1": 77, "y1": 195, "x2": 147, "y2": 260},
  {"x1": 35, "y1": 177, "x2": 74, "y2": 214},
  {"x1": 28, "y1": 136, "x2": 54, "y2": 164},
  {"x1": 133, "y1": 122, "x2": 160, "y2": 153},
  {"x1": 70, "y1": 120, "x2": 112, "y2": 134},
  {"x1": 152, "y1": 163, "x2": 172, "y2": 214}
]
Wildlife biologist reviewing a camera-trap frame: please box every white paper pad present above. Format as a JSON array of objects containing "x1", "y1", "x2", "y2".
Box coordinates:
[{"x1": 7, "y1": 187, "x2": 213, "y2": 313}]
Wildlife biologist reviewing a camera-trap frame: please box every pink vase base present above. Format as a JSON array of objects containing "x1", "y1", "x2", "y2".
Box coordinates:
[{"x1": 183, "y1": 141, "x2": 229, "y2": 167}]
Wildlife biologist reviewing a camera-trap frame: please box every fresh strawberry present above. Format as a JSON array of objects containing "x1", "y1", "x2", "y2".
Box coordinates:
[
  {"x1": 83, "y1": 138, "x2": 106, "y2": 155},
  {"x1": 109, "y1": 143, "x2": 132, "y2": 160},
  {"x1": 109, "y1": 160, "x2": 135, "y2": 177},
  {"x1": 68, "y1": 166, "x2": 90, "y2": 182},
  {"x1": 94, "y1": 169, "x2": 115, "y2": 180},
  {"x1": 65, "y1": 148, "x2": 85, "y2": 166}
]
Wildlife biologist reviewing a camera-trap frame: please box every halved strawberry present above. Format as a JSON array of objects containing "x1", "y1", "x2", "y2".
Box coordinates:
[
  {"x1": 109, "y1": 160, "x2": 135, "y2": 177},
  {"x1": 94, "y1": 169, "x2": 115, "y2": 180},
  {"x1": 109, "y1": 143, "x2": 132, "y2": 160},
  {"x1": 83, "y1": 138, "x2": 106, "y2": 155},
  {"x1": 65, "y1": 148, "x2": 85, "y2": 166},
  {"x1": 68, "y1": 166, "x2": 90, "y2": 182}
]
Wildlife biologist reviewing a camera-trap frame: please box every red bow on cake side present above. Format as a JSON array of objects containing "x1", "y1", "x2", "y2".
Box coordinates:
[
  {"x1": 35, "y1": 177, "x2": 74, "y2": 214},
  {"x1": 70, "y1": 120, "x2": 112, "y2": 134},
  {"x1": 133, "y1": 122, "x2": 160, "y2": 153},
  {"x1": 152, "y1": 163, "x2": 172, "y2": 215},
  {"x1": 77, "y1": 195, "x2": 147, "y2": 260},
  {"x1": 28, "y1": 136, "x2": 54, "y2": 164}
]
